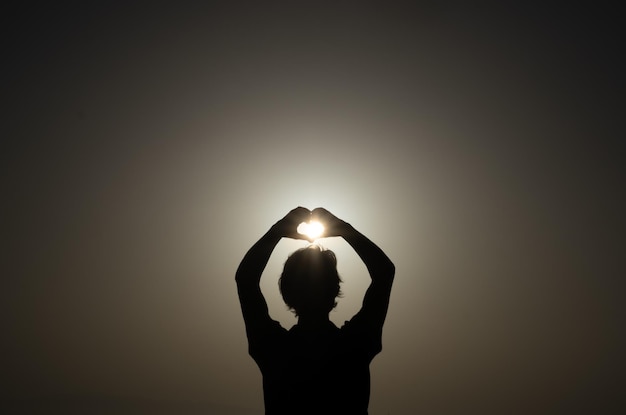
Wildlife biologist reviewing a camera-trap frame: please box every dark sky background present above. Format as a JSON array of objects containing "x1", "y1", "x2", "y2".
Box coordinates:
[{"x1": 2, "y1": 2, "x2": 624, "y2": 414}]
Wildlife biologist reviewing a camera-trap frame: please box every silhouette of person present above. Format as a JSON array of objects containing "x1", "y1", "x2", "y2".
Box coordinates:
[{"x1": 236, "y1": 207, "x2": 395, "y2": 414}]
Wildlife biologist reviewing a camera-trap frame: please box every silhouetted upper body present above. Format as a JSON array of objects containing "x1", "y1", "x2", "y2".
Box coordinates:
[{"x1": 236, "y1": 207, "x2": 395, "y2": 415}]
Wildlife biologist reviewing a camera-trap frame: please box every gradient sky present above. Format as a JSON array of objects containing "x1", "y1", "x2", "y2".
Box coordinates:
[{"x1": 2, "y1": 3, "x2": 624, "y2": 414}]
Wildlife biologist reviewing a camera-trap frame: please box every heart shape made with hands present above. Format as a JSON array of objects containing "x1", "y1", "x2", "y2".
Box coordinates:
[{"x1": 297, "y1": 221, "x2": 325, "y2": 240}]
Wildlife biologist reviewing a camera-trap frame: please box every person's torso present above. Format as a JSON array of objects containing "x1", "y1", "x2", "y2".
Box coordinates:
[{"x1": 257, "y1": 322, "x2": 374, "y2": 414}]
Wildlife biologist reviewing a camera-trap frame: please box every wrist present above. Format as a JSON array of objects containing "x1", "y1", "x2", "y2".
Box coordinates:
[
  {"x1": 267, "y1": 224, "x2": 285, "y2": 240},
  {"x1": 336, "y1": 220, "x2": 353, "y2": 236}
]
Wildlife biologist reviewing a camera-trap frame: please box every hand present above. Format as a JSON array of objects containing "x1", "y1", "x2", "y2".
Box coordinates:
[
  {"x1": 272, "y1": 206, "x2": 313, "y2": 241},
  {"x1": 311, "y1": 207, "x2": 348, "y2": 238}
]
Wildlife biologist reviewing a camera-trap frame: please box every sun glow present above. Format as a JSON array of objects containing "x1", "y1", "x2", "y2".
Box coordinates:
[{"x1": 297, "y1": 221, "x2": 325, "y2": 240}]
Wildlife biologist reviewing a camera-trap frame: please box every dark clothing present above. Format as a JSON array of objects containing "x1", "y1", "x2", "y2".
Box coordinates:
[
  {"x1": 236, "y1": 223, "x2": 394, "y2": 414},
  {"x1": 246, "y1": 313, "x2": 382, "y2": 415}
]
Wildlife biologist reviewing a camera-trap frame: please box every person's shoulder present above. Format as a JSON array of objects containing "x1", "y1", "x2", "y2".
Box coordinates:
[
  {"x1": 248, "y1": 319, "x2": 289, "y2": 358},
  {"x1": 341, "y1": 310, "x2": 373, "y2": 330},
  {"x1": 339, "y1": 318, "x2": 383, "y2": 358},
  {"x1": 341, "y1": 314, "x2": 383, "y2": 343},
  {"x1": 248, "y1": 317, "x2": 288, "y2": 340},
  {"x1": 267, "y1": 318, "x2": 289, "y2": 333},
  {"x1": 339, "y1": 318, "x2": 366, "y2": 336}
]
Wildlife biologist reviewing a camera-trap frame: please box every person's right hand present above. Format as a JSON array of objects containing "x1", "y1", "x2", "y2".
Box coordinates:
[
  {"x1": 272, "y1": 206, "x2": 313, "y2": 241},
  {"x1": 311, "y1": 207, "x2": 348, "y2": 238}
]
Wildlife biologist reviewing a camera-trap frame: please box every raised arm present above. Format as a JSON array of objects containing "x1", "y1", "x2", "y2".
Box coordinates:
[
  {"x1": 312, "y1": 208, "x2": 395, "y2": 328},
  {"x1": 236, "y1": 207, "x2": 312, "y2": 328}
]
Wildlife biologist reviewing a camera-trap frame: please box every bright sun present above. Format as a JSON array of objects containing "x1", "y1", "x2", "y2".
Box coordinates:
[{"x1": 297, "y1": 221, "x2": 325, "y2": 240}]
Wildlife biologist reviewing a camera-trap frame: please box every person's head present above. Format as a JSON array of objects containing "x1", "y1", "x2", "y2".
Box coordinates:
[{"x1": 279, "y1": 245, "x2": 342, "y2": 317}]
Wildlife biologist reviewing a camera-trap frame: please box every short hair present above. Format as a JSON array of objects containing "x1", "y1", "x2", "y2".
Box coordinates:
[{"x1": 279, "y1": 245, "x2": 342, "y2": 317}]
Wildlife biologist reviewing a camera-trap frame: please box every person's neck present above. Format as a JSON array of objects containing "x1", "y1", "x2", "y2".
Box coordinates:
[{"x1": 297, "y1": 313, "x2": 331, "y2": 328}]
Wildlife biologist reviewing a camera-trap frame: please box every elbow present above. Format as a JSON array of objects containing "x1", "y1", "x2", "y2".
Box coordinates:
[
  {"x1": 382, "y1": 258, "x2": 395, "y2": 283},
  {"x1": 235, "y1": 263, "x2": 252, "y2": 283},
  {"x1": 235, "y1": 268, "x2": 246, "y2": 284},
  {"x1": 372, "y1": 260, "x2": 395, "y2": 283},
  {"x1": 387, "y1": 261, "x2": 396, "y2": 281},
  {"x1": 235, "y1": 268, "x2": 260, "y2": 288}
]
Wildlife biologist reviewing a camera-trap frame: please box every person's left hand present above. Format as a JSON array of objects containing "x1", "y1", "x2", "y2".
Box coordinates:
[{"x1": 311, "y1": 207, "x2": 348, "y2": 238}]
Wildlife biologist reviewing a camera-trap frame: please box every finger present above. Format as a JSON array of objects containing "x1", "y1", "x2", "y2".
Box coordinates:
[
  {"x1": 285, "y1": 230, "x2": 313, "y2": 242},
  {"x1": 296, "y1": 206, "x2": 312, "y2": 217},
  {"x1": 291, "y1": 207, "x2": 312, "y2": 224},
  {"x1": 311, "y1": 207, "x2": 331, "y2": 223},
  {"x1": 289, "y1": 206, "x2": 310, "y2": 216}
]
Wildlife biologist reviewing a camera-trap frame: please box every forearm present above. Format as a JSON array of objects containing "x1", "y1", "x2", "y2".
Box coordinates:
[
  {"x1": 235, "y1": 226, "x2": 282, "y2": 286},
  {"x1": 340, "y1": 222, "x2": 395, "y2": 283}
]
